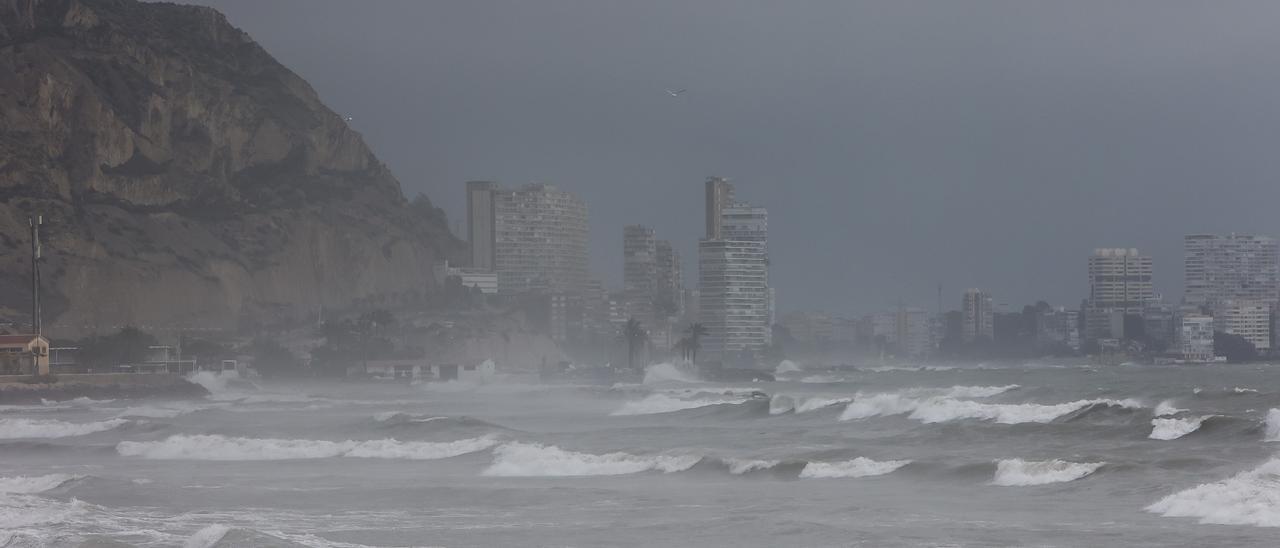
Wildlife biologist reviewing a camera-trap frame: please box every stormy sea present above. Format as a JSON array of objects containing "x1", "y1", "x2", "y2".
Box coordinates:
[{"x1": 5, "y1": 362, "x2": 1280, "y2": 547}]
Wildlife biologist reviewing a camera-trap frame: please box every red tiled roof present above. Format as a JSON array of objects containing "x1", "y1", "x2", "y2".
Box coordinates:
[{"x1": 0, "y1": 334, "x2": 44, "y2": 345}]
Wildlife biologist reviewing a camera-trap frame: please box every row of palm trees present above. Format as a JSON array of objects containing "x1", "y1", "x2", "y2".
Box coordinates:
[{"x1": 621, "y1": 319, "x2": 708, "y2": 371}]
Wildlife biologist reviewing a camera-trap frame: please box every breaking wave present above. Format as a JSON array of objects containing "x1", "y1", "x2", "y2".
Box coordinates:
[
  {"x1": 117, "y1": 434, "x2": 499, "y2": 461},
  {"x1": 841, "y1": 392, "x2": 1139, "y2": 425},
  {"x1": 642, "y1": 363, "x2": 700, "y2": 384},
  {"x1": 799, "y1": 457, "x2": 911, "y2": 479},
  {"x1": 1266, "y1": 409, "x2": 1280, "y2": 442},
  {"x1": 1147, "y1": 457, "x2": 1280, "y2": 527},
  {"x1": 775, "y1": 360, "x2": 802, "y2": 375},
  {"x1": 768, "y1": 395, "x2": 852, "y2": 415},
  {"x1": 1154, "y1": 400, "x2": 1186, "y2": 417},
  {"x1": 482, "y1": 442, "x2": 700, "y2": 476},
  {"x1": 0, "y1": 418, "x2": 129, "y2": 439},
  {"x1": 0, "y1": 474, "x2": 79, "y2": 494},
  {"x1": 611, "y1": 393, "x2": 753, "y2": 416},
  {"x1": 184, "y1": 524, "x2": 231, "y2": 548},
  {"x1": 373, "y1": 411, "x2": 447, "y2": 424},
  {"x1": 721, "y1": 458, "x2": 783, "y2": 475},
  {"x1": 992, "y1": 459, "x2": 1104, "y2": 486},
  {"x1": 1150, "y1": 416, "x2": 1211, "y2": 440}
]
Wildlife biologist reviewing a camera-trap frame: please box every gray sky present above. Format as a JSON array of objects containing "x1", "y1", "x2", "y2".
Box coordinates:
[{"x1": 187, "y1": 0, "x2": 1280, "y2": 315}]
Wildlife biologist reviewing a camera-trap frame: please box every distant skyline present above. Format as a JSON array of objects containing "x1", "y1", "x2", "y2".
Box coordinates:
[{"x1": 185, "y1": 0, "x2": 1280, "y2": 315}]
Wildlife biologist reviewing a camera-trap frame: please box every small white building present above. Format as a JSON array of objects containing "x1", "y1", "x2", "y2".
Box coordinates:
[
  {"x1": 1179, "y1": 314, "x2": 1215, "y2": 362},
  {"x1": 432, "y1": 260, "x2": 498, "y2": 294},
  {"x1": 428, "y1": 359, "x2": 496, "y2": 382}
]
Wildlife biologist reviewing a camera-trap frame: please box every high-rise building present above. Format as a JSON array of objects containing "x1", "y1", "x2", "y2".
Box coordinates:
[
  {"x1": 699, "y1": 238, "x2": 770, "y2": 358},
  {"x1": 698, "y1": 177, "x2": 772, "y2": 361},
  {"x1": 1037, "y1": 307, "x2": 1081, "y2": 352},
  {"x1": 623, "y1": 225, "x2": 658, "y2": 323},
  {"x1": 1085, "y1": 248, "x2": 1154, "y2": 340},
  {"x1": 465, "y1": 181, "x2": 497, "y2": 270},
  {"x1": 705, "y1": 176, "x2": 734, "y2": 239},
  {"x1": 655, "y1": 240, "x2": 683, "y2": 319},
  {"x1": 1185, "y1": 234, "x2": 1279, "y2": 311},
  {"x1": 1220, "y1": 299, "x2": 1271, "y2": 351},
  {"x1": 961, "y1": 289, "x2": 994, "y2": 342},
  {"x1": 492, "y1": 184, "x2": 589, "y2": 295}
]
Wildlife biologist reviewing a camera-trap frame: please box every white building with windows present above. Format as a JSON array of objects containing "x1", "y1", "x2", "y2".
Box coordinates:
[
  {"x1": 698, "y1": 178, "x2": 771, "y2": 360},
  {"x1": 1220, "y1": 299, "x2": 1271, "y2": 352},
  {"x1": 1178, "y1": 314, "x2": 1215, "y2": 362}
]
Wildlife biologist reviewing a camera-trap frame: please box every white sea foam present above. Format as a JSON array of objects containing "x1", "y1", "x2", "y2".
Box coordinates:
[
  {"x1": 775, "y1": 360, "x2": 802, "y2": 375},
  {"x1": 482, "y1": 442, "x2": 700, "y2": 477},
  {"x1": 372, "y1": 411, "x2": 446, "y2": 423},
  {"x1": 837, "y1": 386, "x2": 1024, "y2": 422},
  {"x1": 611, "y1": 393, "x2": 750, "y2": 416},
  {"x1": 993, "y1": 459, "x2": 1104, "y2": 486},
  {"x1": 41, "y1": 397, "x2": 111, "y2": 407},
  {"x1": 186, "y1": 371, "x2": 234, "y2": 395},
  {"x1": 799, "y1": 457, "x2": 910, "y2": 478},
  {"x1": 1150, "y1": 416, "x2": 1211, "y2": 440},
  {"x1": 1233, "y1": 387, "x2": 1260, "y2": 394},
  {"x1": 938, "y1": 385, "x2": 1019, "y2": 398},
  {"x1": 642, "y1": 363, "x2": 700, "y2": 384},
  {"x1": 1265, "y1": 409, "x2": 1280, "y2": 442},
  {"x1": 117, "y1": 434, "x2": 499, "y2": 460},
  {"x1": 0, "y1": 474, "x2": 78, "y2": 494},
  {"x1": 1154, "y1": 400, "x2": 1186, "y2": 417},
  {"x1": 909, "y1": 398, "x2": 1140, "y2": 425},
  {"x1": 723, "y1": 458, "x2": 780, "y2": 475},
  {"x1": 1147, "y1": 457, "x2": 1280, "y2": 526},
  {"x1": 799, "y1": 375, "x2": 845, "y2": 384},
  {"x1": 184, "y1": 524, "x2": 231, "y2": 548},
  {"x1": 769, "y1": 395, "x2": 795, "y2": 415},
  {"x1": 0, "y1": 418, "x2": 129, "y2": 439}
]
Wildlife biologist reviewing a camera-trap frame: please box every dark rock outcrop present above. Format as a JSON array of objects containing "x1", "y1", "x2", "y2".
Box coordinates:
[{"x1": 0, "y1": 0, "x2": 461, "y2": 335}]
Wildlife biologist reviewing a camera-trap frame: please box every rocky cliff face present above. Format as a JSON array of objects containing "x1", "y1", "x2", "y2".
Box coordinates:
[{"x1": 0, "y1": 0, "x2": 462, "y2": 336}]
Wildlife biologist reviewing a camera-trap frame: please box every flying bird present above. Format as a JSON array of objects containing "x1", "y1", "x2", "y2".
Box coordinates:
[{"x1": 666, "y1": 88, "x2": 687, "y2": 97}]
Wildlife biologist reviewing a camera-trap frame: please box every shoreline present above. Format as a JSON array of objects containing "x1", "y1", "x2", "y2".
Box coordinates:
[{"x1": 0, "y1": 373, "x2": 209, "y2": 404}]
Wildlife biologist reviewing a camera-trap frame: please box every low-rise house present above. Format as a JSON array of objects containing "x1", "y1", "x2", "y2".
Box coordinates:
[{"x1": 0, "y1": 335, "x2": 50, "y2": 376}]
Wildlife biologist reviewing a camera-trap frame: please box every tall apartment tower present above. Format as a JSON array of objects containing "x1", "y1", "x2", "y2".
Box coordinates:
[
  {"x1": 493, "y1": 184, "x2": 589, "y2": 295},
  {"x1": 705, "y1": 176, "x2": 734, "y2": 239},
  {"x1": 699, "y1": 178, "x2": 771, "y2": 361},
  {"x1": 623, "y1": 225, "x2": 658, "y2": 323},
  {"x1": 655, "y1": 240, "x2": 683, "y2": 319},
  {"x1": 465, "y1": 181, "x2": 497, "y2": 270},
  {"x1": 1184, "y1": 234, "x2": 1279, "y2": 311},
  {"x1": 1085, "y1": 248, "x2": 1154, "y2": 339},
  {"x1": 961, "y1": 289, "x2": 994, "y2": 342}
]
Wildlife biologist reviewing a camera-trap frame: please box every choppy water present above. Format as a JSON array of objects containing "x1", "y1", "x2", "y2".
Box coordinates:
[{"x1": 6, "y1": 362, "x2": 1280, "y2": 546}]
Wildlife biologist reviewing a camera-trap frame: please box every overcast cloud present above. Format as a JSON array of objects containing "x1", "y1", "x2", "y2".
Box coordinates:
[{"x1": 186, "y1": 0, "x2": 1280, "y2": 314}]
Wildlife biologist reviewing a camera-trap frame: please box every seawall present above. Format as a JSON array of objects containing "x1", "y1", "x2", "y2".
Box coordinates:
[{"x1": 0, "y1": 374, "x2": 209, "y2": 404}]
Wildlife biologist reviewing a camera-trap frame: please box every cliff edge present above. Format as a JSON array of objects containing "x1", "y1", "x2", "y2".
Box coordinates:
[{"x1": 0, "y1": 0, "x2": 462, "y2": 335}]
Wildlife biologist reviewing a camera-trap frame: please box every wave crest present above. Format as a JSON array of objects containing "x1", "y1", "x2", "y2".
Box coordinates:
[
  {"x1": 1150, "y1": 416, "x2": 1211, "y2": 440},
  {"x1": 0, "y1": 474, "x2": 79, "y2": 494},
  {"x1": 117, "y1": 434, "x2": 498, "y2": 461},
  {"x1": 799, "y1": 457, "x2": 911, "y2": 478},
  {"x1": 1147, "y1": 457, "x2": 1280, "y2": 526},
  {"x1": 993, "y1": 459, "x2": 1103, "y2": 486},
  {"x1": 0, "y1": 418, "x2": 129, "y2": 439},
  {"x1": 611, "y1": 393, "x2": 753, "y2": 416},
  {"x1": 483, "y1": 442, "x2": 700, "y2": 477}
]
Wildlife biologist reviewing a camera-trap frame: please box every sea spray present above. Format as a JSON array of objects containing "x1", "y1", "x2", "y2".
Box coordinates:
[
  {"x1": 1147, "y1": 458, "x2": 1280, "y2": 526},
  {"x1": 1150, "y1": 416, "x2": 1211, "y2": 440}
]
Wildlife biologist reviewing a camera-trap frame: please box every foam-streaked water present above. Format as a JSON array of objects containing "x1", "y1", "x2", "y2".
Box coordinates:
[{"x1": 6, "y1": 363, "x2": 1280, "y2": 546}]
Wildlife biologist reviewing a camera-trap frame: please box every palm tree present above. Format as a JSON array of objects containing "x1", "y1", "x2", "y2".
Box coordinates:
[
  {"x1": 674, "y1": 337, "x2": 692, "y2": 362},
  {"x1": 685, "y1": 323, "x2": 708, "y2": 364},
  {"x1": 622, "y1": 318, "x2": 649, "y2": 372}
]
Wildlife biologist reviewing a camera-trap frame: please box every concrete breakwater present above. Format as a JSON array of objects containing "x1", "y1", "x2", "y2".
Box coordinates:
[{"x1": 0, "y1": 374, "x2": 209, "y2": 404}]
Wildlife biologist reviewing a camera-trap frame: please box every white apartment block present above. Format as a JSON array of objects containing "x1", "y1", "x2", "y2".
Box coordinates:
[
  {"x1": 961, "y1": 289, "x2": 993, "y2": 342},
  {"x1": 492, "y1": 184, "x2": 589, "y2": 295},
  {"x1": 1178, "y1": 314, "x2": 1215, "y2": 362},
  {"x1": 1185, "y1": 233, "x2": 1279, "y2": 310},
  {"x1": 1086, "y1": 248, "x2": 1153, "y2": 340},
  {"x1": 1220, "y1": 299, "x2": 1271, "y2": 352}
]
